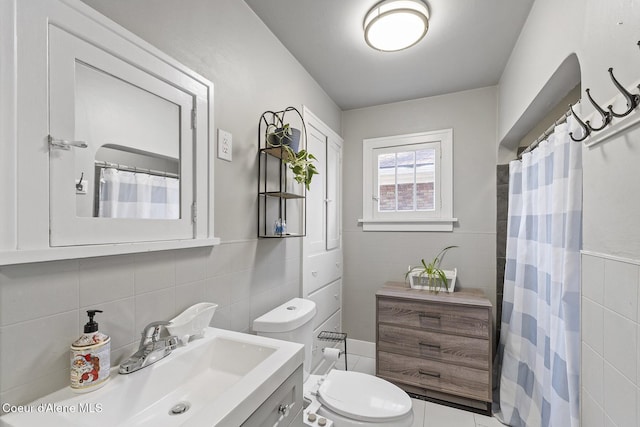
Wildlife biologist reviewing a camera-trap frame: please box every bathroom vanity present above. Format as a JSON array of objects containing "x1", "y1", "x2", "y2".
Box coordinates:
[
  {"x1": 375, "y1": 282, "x2": 493, "y2": 414},
  {"x1": 0, "y1": 328, "x2": 304, "y2": 427}
]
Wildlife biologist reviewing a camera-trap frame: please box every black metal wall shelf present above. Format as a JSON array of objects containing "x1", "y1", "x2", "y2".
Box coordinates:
[{"x1": 257, "y1": 108, "x2": 307, "y2": 238}]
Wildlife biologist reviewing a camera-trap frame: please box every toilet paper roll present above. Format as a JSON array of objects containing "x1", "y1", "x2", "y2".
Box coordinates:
[{"x1": 322, "y1": 347, "x2": 341, "y2": 362}]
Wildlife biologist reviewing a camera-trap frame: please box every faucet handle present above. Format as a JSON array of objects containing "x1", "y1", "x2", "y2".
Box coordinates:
[{"x1": 141, "y1": 321, "x2": 172, "y2": 345}]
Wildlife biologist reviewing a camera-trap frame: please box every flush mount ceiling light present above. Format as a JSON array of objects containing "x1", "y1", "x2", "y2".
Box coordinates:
[{"x1": 364, "y1": 0, "x2": 429, "y2": 52}]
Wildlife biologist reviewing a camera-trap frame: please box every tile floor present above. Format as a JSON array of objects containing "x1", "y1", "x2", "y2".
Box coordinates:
[{"x1": 340, "y1": 355, "x2": 505, "y2": 427}]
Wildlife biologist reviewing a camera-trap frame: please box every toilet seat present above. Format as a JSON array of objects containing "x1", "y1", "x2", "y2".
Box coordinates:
[{"x1": 317, "y1": 370, "x2": 412, "y2": 423}]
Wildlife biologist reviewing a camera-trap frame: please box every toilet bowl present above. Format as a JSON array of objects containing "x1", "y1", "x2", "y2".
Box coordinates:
[{"x1": 253, "y1": 298, "x2": 413, "y2": 427}]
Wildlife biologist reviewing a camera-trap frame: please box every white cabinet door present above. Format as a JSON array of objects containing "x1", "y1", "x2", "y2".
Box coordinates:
[
  {"x1": 49, "y1": 25, "x2": 196, "y2": 246},
  {"x1": 302, "y1": 107, "x2": 343, "y2": 331},
  {"x1": 305, "y1": 124, "x2": 327, "y2": 254},
  {"x1": 326, "y1": 137, "x2": 342, "y2": 251}
]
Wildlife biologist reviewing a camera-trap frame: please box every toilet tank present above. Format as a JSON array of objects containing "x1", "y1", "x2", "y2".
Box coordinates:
[{"x1": 253, "y1": 298, "x2": 317, "y2": 380}]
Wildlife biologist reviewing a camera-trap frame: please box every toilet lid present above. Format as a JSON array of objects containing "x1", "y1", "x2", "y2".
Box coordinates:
[{"x1": 317, "y1": 370, "x2": 412, "y2": 422}]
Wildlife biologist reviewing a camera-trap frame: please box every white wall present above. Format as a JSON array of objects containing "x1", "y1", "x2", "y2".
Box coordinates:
[
  {"x1": 341, "y1": 86, "x2": 498, "y2": 342},
  {"x1": 499, "y1": 1, "x2": 640, "y2": 425},
  {"x1": 498, "y1": 0, "x2": 640, "y2": 160},
  {"x1": 80, "y1": 0, "x2": 341, "y2": 242},
  {"x1": 0, "y1": 0, "x2": 340, "y2": 410}
]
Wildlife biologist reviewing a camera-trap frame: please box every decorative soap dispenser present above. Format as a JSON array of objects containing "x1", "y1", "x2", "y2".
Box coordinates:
[{"x1": 70, "y1": 309, "x2": 111, "y2": 392}]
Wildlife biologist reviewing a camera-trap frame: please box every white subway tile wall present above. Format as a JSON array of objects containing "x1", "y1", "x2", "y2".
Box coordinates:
[
  {"x1": 0, "y1": 239, "x2": 300, "y2": 412},
  {"x1": 581, "y1": 253, "x2": 640, "y2": 427}
]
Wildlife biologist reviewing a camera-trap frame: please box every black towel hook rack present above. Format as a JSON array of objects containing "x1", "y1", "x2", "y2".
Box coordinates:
[
  {"x1": 606, "y1": 67, "x2": 640, "y2": 118},
  {"x1": 568, "y1": 41, "x2": 640, "y2": 143},
  {"x1": 569, "y1": 103, "x2": 591, "y2": 142},
  {"x1": 585, "y1": 88, "x2": 612, "y2": 131}
]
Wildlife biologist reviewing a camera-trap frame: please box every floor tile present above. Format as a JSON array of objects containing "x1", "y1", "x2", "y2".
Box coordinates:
[
  {"x1": 424, "y1": 402, "x2": 475, "y2": 427},
  {"x1": 345, "y1": 354, "x2": 360, "y2": 371},
  {"x1": 411, "y1": 398, "x2": 426, "y2": 427},
  {"x1": 474, "y1": 412, "x2": 507, "y2": 427}
]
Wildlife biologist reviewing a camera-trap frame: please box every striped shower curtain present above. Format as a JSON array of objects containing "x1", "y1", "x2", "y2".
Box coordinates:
[
  {"x1": 495, "y1": 117, "x2": 582, "y2": 427},
  {"x1": 98, "y1": 167, "x2": 179, "y2": 219}
]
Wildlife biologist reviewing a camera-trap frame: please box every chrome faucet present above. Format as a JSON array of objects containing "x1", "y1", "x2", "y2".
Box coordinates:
[{"x1": 119, "y1": 321, "x2": 179, "y2": 374}]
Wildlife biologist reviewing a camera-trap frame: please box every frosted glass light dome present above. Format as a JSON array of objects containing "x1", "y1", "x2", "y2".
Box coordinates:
[{"x1": 364, "y1": 0, "x2": 429, "y2": 52}]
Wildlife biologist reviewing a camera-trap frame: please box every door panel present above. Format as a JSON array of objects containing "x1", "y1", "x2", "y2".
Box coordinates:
[
  {"x1": 326, "y1": 138, "x2": 341, "y2": 250},
  {"x1": 305, "y1": 125, "x2": 327, "y2": 254}
]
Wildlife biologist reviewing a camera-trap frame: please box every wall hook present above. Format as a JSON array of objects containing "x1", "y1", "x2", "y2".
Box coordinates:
[
  {"x1": 606, "y1": 67, "x2": 640, "y2": 118},
  {"x1": 584, "y1": 88, "x2": 612, "y2": 131},
  {"x1": 75, "y1": 172, "x2": 84, "y2": 192},
  {"x1": 569, "y1": 103, "x2": 591, "y2": 142}
]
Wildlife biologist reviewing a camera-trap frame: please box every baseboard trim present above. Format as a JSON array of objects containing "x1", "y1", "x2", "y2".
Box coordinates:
[{"x1": 347, "y1": 338, "x2": 375, "y2": 358}]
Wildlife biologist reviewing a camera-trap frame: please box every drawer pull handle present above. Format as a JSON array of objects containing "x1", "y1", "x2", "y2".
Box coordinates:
[
  {"x1": 419, "y1": 313, "x2": 441, "y2": 320},
  {"x1": 418, "y1": 370, "x2": 441, "y2": 378},
  {"x1": 278, "y1": 403, "x2": 292, "y2": 417},
  {"x1": 418, "y1": 342, "x2": 441, "y2": 350}
]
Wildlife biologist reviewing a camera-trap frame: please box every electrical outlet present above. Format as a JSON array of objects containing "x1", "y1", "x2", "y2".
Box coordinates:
[
  {"x1": 75, "y1": 179, "x2": 88, "y2": 195},
  {"x1": 217, "y1": 129, "x2": 232, "y2": 162}
]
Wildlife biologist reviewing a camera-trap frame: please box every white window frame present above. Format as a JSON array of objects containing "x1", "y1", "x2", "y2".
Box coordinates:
[{"x1": 360, "y1": 129, "x2": 456, "y2": 231}]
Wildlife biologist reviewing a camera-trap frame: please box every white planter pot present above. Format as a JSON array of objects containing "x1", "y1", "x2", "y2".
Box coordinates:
[{"x1": 408, "y1": 268, "x2": 457, "y2": 292}]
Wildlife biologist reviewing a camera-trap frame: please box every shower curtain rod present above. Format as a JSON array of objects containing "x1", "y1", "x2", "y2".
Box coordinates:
[
  {"x1": 517, "y1": 108, "x2": 572, "y2": 159},
  {"x1": 94, "y1": 160, "x2": 179, "y2": 179}
]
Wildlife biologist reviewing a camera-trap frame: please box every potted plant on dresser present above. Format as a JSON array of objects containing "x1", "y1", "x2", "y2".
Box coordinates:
[{"x1": 405, "y1": 245, "x2": 458, "y2": 292}]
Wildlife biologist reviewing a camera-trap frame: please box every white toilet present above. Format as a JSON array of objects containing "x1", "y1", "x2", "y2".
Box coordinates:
[{"x1": 253, "y1": 298, "x2": 414, "y2": 427}]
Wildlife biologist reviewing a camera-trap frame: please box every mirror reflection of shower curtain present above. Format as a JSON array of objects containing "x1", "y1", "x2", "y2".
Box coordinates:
[
  {"x1": 494, "y1": 116, "x2": 582, "y2": 427},
  {"x1": 98, "y1": 168, "x2": 179, "y2": 219}
]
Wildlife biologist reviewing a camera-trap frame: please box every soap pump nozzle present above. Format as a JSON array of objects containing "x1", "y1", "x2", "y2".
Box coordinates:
[{"x1": 84, "y1": 309, "x2": 103, "y2": 333}]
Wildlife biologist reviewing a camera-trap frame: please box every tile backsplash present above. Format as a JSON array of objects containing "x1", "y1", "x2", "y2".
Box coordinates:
[
  {"x1": 0, "y1": 238, "x2": 300, "y2": 411},
  {"x1": 581, "y1": 252, "x2": 640, "y2": 427}
]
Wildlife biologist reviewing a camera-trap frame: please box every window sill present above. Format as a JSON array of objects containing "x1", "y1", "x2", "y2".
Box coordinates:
[{"x1": 357, "y1": 218, "x2": 457, "y2": 232}]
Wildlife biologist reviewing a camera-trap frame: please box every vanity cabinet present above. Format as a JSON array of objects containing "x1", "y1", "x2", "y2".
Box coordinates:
[
  {"x1": 0, "y1": 0, "x2": 218, "y2": 265},
  {"x1": 376, "y1": 282, "x2": 493, "y2": 413},
  {"x1": 241, "y1": 366, "x2": 303, "y2": 427}
]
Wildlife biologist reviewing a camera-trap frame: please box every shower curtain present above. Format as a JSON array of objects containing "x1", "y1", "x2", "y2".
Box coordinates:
[
  {"x1": 495, "y1": 117, "x2": 582, "y2": 427},
  {"x1": 98, "y1": 167, "x2": 180, "y2": 219}
]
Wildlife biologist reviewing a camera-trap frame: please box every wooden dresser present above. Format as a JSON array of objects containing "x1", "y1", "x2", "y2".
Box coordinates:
[{"x1": 376, "y1": 282, "x2": 493, "y2": 413}]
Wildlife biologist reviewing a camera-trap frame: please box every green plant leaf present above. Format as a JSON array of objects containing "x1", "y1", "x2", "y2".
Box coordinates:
[{"x1": 405, "y1": 246, "x2": 457, "y2": 292}]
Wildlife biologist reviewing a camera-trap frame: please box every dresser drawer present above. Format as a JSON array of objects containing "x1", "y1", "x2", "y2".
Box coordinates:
[
  {"x1": 377, "y1": 324, "x2": 489, "y2": 370},
  {"x1": 377, "y1": 298, "x2": 489, "y2": 338},
  {"x1": 377, "y1": 351, "x2": 490, "y2": 402},
  {"x1": 308, "y1": 278, "x2": 341, "y2": 329}
]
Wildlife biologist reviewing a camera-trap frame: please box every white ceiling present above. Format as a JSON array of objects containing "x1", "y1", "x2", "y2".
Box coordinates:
[{"x1": 245, "y1": 0, "x2": 535, "y2": 110}]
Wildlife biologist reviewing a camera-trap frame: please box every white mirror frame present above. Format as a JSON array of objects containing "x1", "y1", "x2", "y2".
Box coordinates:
[{"x1": 0, "y1": 0, "x2": 219, "y2": 265}]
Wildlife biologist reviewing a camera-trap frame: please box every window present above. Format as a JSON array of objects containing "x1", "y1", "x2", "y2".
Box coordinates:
[{"x1": 361, "y1": 129, "x2": 456, "y2": 231}]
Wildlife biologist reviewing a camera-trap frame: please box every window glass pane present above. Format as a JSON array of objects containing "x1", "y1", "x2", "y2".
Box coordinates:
[
  {"x1": 396, "y1": 151, "x2": 415, "y2": 211},
  {"x1": 378, "y1": 153, "x2": 396, "y2": 212},
  {"x1": 416, "y1": 149, "x2": 435, "y2": 211}
]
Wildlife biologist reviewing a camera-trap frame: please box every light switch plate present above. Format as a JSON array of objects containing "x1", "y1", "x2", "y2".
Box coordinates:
[{"x1": 217, "y1": 129, "x2": 232, "y2": 162}]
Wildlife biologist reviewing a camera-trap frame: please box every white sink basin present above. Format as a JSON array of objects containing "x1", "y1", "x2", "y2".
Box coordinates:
[{"x1": 0, "y1": 327, "x2": 304, "y2": 427}]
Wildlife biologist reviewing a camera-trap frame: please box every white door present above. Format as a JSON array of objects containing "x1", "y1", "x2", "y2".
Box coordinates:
[
  {"x1": 326, "y1": 138, "x2": 342, "y2": 251},
  {"x1": 302, "y1": 107, "x2": 343, "y2": 322},
  {"x1": 305, "y1": 124, "x2": 327, "y2": 254}
]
